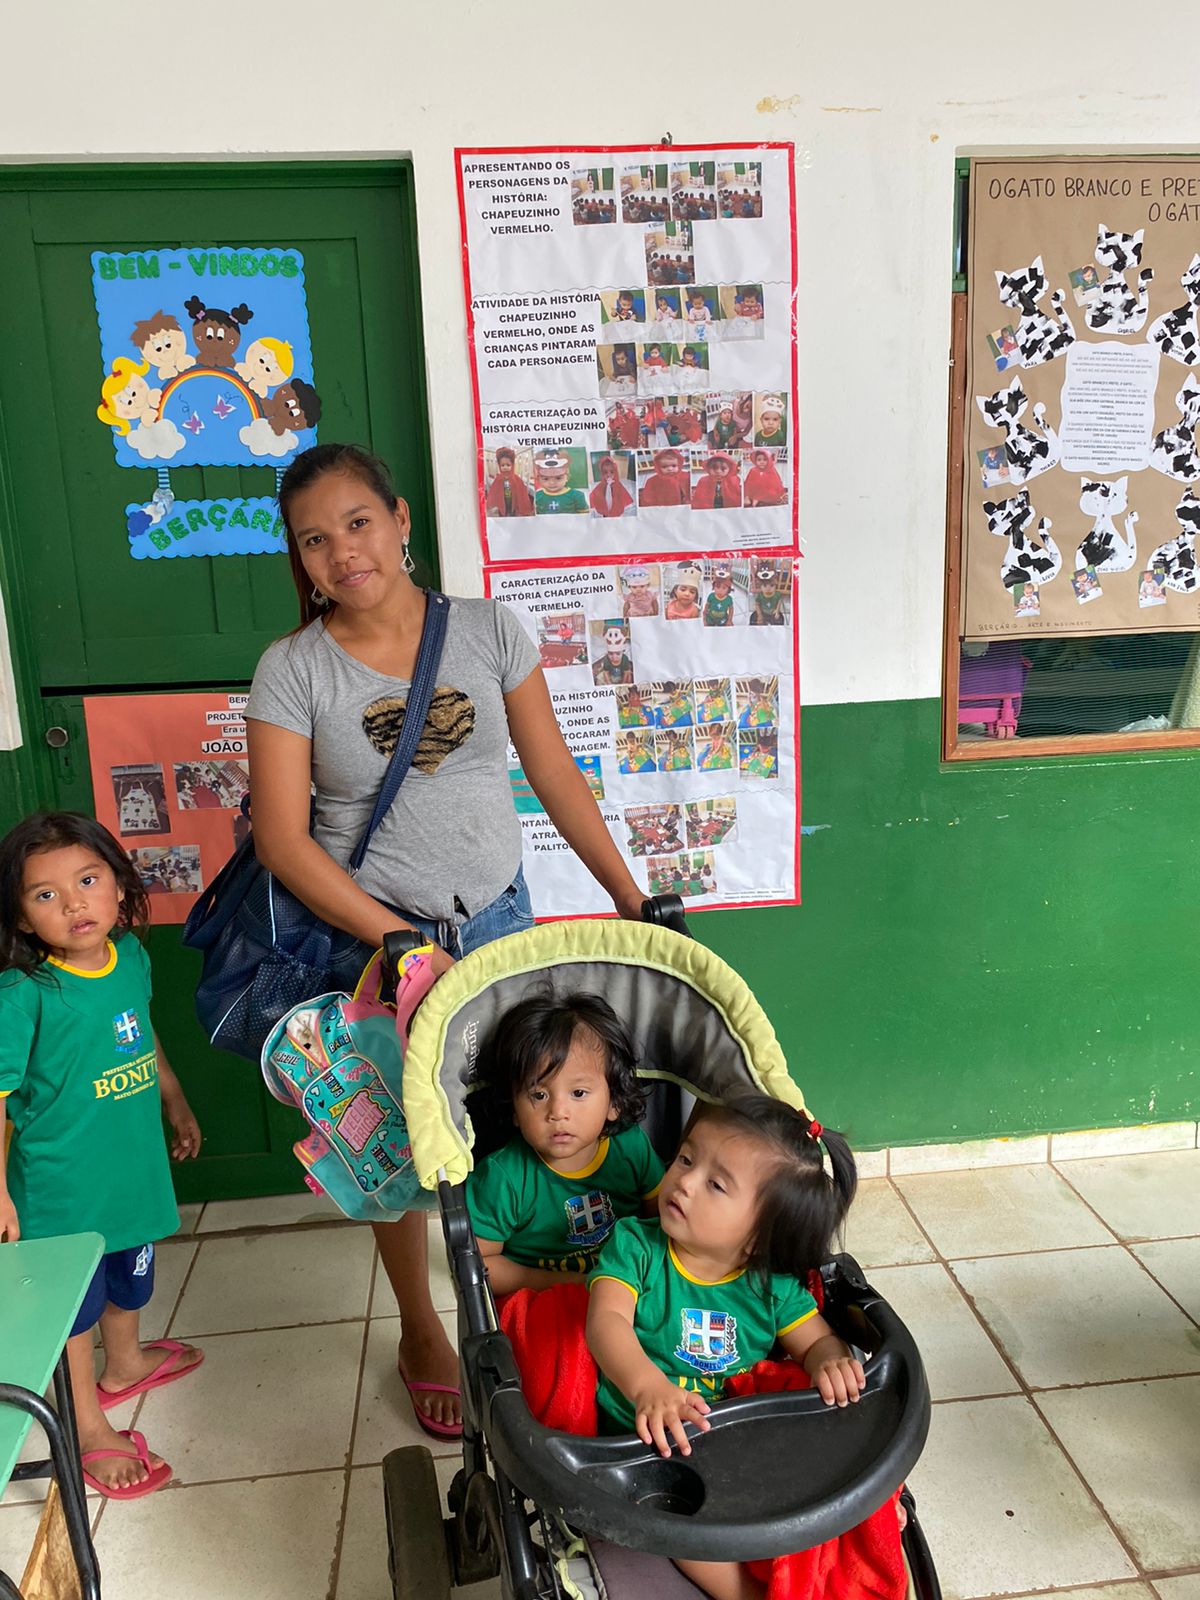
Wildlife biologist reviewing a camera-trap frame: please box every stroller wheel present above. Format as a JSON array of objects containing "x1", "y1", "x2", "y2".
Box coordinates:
[{"x1": 382, "y1": 1446, "x2": 453, "y2": 1600}]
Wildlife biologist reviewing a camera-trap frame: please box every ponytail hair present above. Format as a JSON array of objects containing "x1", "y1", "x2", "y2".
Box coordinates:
[{"x1": 690, "y1": 1094, "x2": 857, "y2": 1285}]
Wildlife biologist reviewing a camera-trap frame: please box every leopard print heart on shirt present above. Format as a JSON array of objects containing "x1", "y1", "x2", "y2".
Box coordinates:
[{"x1": 362, "y1": 687, "x2": 475, "y2": 773}]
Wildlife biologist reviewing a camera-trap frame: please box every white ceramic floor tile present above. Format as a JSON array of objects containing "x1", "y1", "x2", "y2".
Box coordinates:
[
  {"x1": 842, "y1": 1180, "x2": 936, "y2": 1269},
  {"x1": 338, "y1": 1460, "x2": 499, "y2": 1600},
  {"x1": 864, "y1": 1263, "x2": 1017, "y2": 1400},
  {"x1": 1155, "y1": 1579, "x2": 1200, "y2": 1600},
  {"x1": 896, "y1": 1164, "x2": 1115, "y2": 1259},
  {"x1": 197, "y1": 1189, "x2": 351, "y2": 1232},
  {"x1": 134, "y1": 1321, "x2": 363, "y2": 1484},
  {"x1": 853, "y1": 1148, "x2": 888, "y2": 1180},
  {"x1": 172, "y1": 1225, "x2": 374, "y2": 1335},
  {"x1": 1057, "y1": 1151, "x2": 1200, "y2": 1241},
  {"x1": 353, "y1": 1314, "x2": 462, "y2": 1466},
  {"x1": 1039, "y1": 1377, "x2": 1200, "y2": 1570},
  {"x1": 174, "y1": 1202, "x2": 204, "y2": 1235},
  {"x1": 908, "y1": 1395, "x2": 1136, "y2": 1598},
  {"x1": 0, "y1": 1498, "x2": 47, "y2": 1577},
  {"x1": 371, "y1": 1215, "x2": 457, "y2": 1316},
  {"x1": 140, "y1": 1239, "x2": 197, "y2": 1341},
  {"x1": 1131, "y1": 1237, "x2": 1200, "y2": 1323},
  {"x1": 1004, "y1": 1588, "x2": 1155, "y2": 1600},
  {"x1": 954, "y1": 1245, "x2": 1200, "y2": 1388},
  {"x1": 91, "y1": 1470, "x2": 344, "y2": 1600},
  {"x1": 1051, "y1": 1123, "x2": 1198, "y2": 1161}
]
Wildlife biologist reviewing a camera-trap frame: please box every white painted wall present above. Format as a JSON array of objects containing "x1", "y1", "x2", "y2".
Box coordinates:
[{"x1": 3, "y1": 1, "x2": 1198, "y2": 704}]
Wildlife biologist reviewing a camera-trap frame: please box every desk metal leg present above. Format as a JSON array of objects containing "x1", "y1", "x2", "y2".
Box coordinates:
[{"x1": 0, "y1": 1375, "x2": 101, "y2": 1600}]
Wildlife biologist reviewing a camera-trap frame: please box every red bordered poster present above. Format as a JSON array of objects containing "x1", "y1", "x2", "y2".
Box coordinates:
[{"x1": 457, "y1": 143, "x2": 800, "y2": 916}]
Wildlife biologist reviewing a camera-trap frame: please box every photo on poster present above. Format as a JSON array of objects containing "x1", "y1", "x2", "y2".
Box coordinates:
[
  {"x1": 655, "y1": 396, "x2": 707, "y2": 448},
  {"x1": 588, "y1": 452, "x2": 637, "y2": 519},
  {"x1": 691, "y1": 449, "x2": 743, "y2": 510},
  {"x1": 621, "y1": 162, "x2": 671, "y2": 224},
  {"x1": 748, "y1": 560, "x2": 791, "y2": 625},
  {"x1": 645, "y1": 224, "x2": 695, "y2": 287},
  {"x1": 531, "y1": 447, "x2": 589, "y2": 514},
  {"x1": 638, "y1": 449, "x2": 692, "y2": 509},
  {"x1": 637, "y1": 341, "x2": 674, "y2": 391},
  {"x1": 695, "y1": 722, "x2": 736, "y2": 770},
  {"x1": 719, "y1": 284, "x2": 766, "y2": 336},
  {"x1": 131, "y1": 844, "x2": 203, "y2": 895},
  {"x1": 673, "y1": 344, "x2": 710, "y2": 390},
  {"x1": 662, "y1": 561, "x2": 705, "y2": 620},
  {"x1": 694, "y1": 678, "x2": 734, "y2": 723},
  {"x1": 173, "y1": 759, "x2": 249, "y2": 810},
  {"x1": 737, "y1": 675, "x2": 780, "y2": 728},
  {"x1": 618, "y1": 563, "x2": 660, "y2": 618},
  {"x1": 738, "y1": 729, "x2": 779, "y2": 778},
  {"x1": 683, "y1": 286, "x2": 720, "y2": 337},
  {"x1": 986, "y1": 325, "x2": 1022, "y2": 372},
  {"x1": 616, "y1": 728, "x2": 656, "y2": 774},
  {"x1": 717, "y1": 163, "x2": 762, "y2": 218},
  {"x1": 577, "y1": 755, "x2": 605, "y2": 800},
  {"x1": 1069, "y1": 264, "x2": 1103, "y2": 306},
  {"x1": 647, "y1": 850, "x2": 717, "y2": 898},
  {"x1": 606, "y1": 399, "x2": 643, "y2": 450},
  {"x1": 651, "y1": 680, "x2": 696, "y2": 727},
  {"x1": 979, "y1": 445, "x2": 1011, "y2": 489},
  {"x1": 753, "y1": 393, "x2": 788, "y2": 449},
  {"x1": 597, "y1": 288, "x2": 647, "y2": 335},
  {"x1": 591, "y1": 618, "x2": 635, "y2": 686},
  {"x1": 625, "y1": 803, "x2": 685, "y2": 857},
  {"x1": 656, "y1": 729, "x2": 695, "y2": 772},
  {"x1": 111, "y1": 763, "x2": 170, "y2": 836},
  {"x1": 649, "y1": 288, "x2": 684, "y2": 329},
  {"x1": 670, "y1": 162, "x2": 717, "y2": 222},
  {"x1": 707, "y1": 392, "x2": 753, "y2": 449},
  {"x1": 1072, "y1": 564, "x2": 1104, "y2": 604},
  {"x1": 511, "y1": 756, "x2": 605, "y2": 813},
  {"x1": 686, "y1": 796, "x2": 738, "y2": 849},
  {"x1": 1138, "y1": 568, "x2": 1168, "y2": 607},
  {"x1": 484, "y1": 445, "x2": 536, "y2": 518},
  {"x1": 536, "y1": 610, "x2": 589, "y2": 669},
  {"x1": 615, "y1": 683, "x2": 656, "y2": 727},
  {"x1": 1012, "y1": 582, "x2": 1041, "y2": 620},
  {"x1": 744, "y1": 445, "x2": 789, "y2": 508},
  {"x1": 701, "y1": 563, "x2": 739, "y2": 627},
  {"x1": 597, "y1": 344, "x2": 638, "y2": 397},
  {"x1": 571, "y1": 167, "x2": 616, "y2": 224}
]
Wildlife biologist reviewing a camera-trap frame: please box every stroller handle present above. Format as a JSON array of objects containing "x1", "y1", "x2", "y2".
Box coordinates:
[{"x1": 640, "y1": 893, "x2": 691, "y2": 937}]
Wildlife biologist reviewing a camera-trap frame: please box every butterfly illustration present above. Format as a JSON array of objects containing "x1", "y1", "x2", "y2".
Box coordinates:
[{"x1": 212, "y1": 394, "x2": 235, "y2": 419}]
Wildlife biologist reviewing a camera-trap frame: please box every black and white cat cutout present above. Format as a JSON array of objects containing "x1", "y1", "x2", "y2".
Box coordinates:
[
  {"x1": 1150, "y1": 375, "x2": 1200, "y2": 481},
  {"x1": 983, "y1": 490, "x2": 1062, "y2": 589},
  {"x1": 995, "y1": 255, "x2": 1076, "y2": 367},
  {"x1": 1085, "y1": 225, "x2": 1154, "y2": 335},
  {"x1": 1074, "y1": 478, "x2": 1138, "y2": 574},
  {"x1": 976, "y1": 377, "x2": 1061, "y2": 484},
  {"x1": 1147, "y1": 255, "x2": 1200, "y2": 366},
  {"x1": 1148, "y1": 488, "x2": 1200, "y2": 592}
]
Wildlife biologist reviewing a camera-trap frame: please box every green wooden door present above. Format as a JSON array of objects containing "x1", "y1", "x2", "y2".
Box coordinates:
[{"x1": 0, "y1": 163, "x2": 437, "y2": 1202}]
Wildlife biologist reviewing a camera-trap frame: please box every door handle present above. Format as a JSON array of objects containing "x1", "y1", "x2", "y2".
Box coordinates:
[{"x1": 44, "y1": 725, "x2": 70, "y2": 749}]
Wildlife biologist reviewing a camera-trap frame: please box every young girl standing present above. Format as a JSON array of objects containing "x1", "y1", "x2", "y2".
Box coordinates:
[
  {"x1": 0, "y1": 813, "x2": 202, "y2": 1499},
  {"x1": 587, "y1": 1095, "x2": 861, "y2": 1600}
]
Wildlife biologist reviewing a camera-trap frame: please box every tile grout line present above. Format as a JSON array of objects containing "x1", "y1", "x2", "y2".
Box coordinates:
[{"x1": 327, "y1": 1244, "x2": 382, "y2": 1600}]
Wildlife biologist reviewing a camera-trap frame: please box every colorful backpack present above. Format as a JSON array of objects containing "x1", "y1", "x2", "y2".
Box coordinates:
[{"x1": 260, "y1": 944, "x2": 439, "y2": 1221}]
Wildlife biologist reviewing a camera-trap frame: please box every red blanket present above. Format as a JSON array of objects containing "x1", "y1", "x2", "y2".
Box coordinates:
[{"x1": 500, "y1": 1286, "x2": 905, "y2": 1600}]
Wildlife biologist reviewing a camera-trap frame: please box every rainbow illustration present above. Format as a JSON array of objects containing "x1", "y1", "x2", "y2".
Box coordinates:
[{"x1": 157, "y1": 366, "x2": 262, "y2": 419}]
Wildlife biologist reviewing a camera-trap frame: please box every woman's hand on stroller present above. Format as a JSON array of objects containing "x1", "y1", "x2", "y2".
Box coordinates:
[{"x1": 633, "y1": 1372, "x2": 712, "y2": 1458}]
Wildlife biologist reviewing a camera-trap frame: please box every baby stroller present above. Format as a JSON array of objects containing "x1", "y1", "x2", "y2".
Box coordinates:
[{"x1": 387, "y1": 910, "x2": 941, "y2": 1600}]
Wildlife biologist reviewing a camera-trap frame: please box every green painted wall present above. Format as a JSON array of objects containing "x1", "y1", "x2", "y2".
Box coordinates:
[{"x1": 699, "y1": 696, "x2": 1199, "y2": 1150}]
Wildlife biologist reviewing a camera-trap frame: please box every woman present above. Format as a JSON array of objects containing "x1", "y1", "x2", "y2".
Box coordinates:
[{"x1": 246, "y1": 443, "x2": 644, "y2": 1437}]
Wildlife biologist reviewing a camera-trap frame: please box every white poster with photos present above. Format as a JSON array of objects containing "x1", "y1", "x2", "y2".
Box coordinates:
[
  {"x1": 487, "y1": 560, "x2": 798, "y2": 917},
  {"x1": 458, "y1": 143, "x2": 797, "y2": 564}
]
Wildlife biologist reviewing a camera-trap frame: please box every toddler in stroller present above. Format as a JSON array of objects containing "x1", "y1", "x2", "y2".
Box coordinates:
[{"x1": 388, "y1": 916, "x2": 939, "y2": 1600}]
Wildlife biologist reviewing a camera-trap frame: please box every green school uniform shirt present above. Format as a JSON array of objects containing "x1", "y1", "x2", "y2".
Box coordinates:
[
  {"x1": 0, "y1": 937, "x2": 179, "y2": 1253},
  {"x1": 589, "y1": 1217, "x2": 817, "y2": 1429},
  {"x1": 466, "y1": 1125, "x2": 664, "y2": 1274}
]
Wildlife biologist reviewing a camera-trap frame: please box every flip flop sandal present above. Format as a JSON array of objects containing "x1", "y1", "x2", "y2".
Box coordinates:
[
  {"x1": 96, "y1": 1338, "x2": 204, "y2": 1411},
  {"x1": 397, "y1": 1364, "x2": 463, "y2": 1440},
  {"x1": 81, "y1": 1428, "x2": 173, "y2": 1500}
]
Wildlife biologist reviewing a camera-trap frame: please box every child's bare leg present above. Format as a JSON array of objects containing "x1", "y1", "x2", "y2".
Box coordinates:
[
  {"x1": 96, "y1": 1304, "x2": 201, "y2": 1395},
  {"x1": 673, "y1": 1559, "x2": 766, "y2": 1600},
  {"x1": 67, "y1": 1329, "x2": 163, "y2": 1492},
  {"x1": 373, "y1": 1213, "x2": 460, "y2": 1429}
]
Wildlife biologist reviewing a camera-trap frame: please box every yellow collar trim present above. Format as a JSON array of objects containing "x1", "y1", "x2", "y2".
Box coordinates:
[
  {"x1": 668, "y1": 1241, "x2": 745, "y2": 1287},
  {"x1": 47, "y1": 940, "x2": 117, "y2": 979},
  {"x1": 540, "y1": 1137, "x2": 610, "y2": 1181}
]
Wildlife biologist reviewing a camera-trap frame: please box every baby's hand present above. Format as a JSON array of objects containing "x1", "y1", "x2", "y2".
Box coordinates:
[
  {"x1": 0, "y1": 1193, "x2": 20, "y2": 1243},
  {"x1": 633, "y1": 1374, "x2": 711, "y2": 1458},
  {"x1": 811, "y1": 1352, "x2": 866, "y2": 1408}
]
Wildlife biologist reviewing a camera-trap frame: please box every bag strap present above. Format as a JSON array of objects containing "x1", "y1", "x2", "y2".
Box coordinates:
[{"x1": 348, "y1": 590, "x2": 449, "y2": 876}]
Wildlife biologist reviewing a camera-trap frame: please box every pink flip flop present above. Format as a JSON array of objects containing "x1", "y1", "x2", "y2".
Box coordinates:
[
  {"x1": 81, "y1": 1428, "x2": 172, "y2": 1500},
  {"x1": 96, "y1": 1338, "x2": 204, "y2": 1411},
  {"x1": 397, "y1": 1364, "x2": 462, "y2": 1440}
]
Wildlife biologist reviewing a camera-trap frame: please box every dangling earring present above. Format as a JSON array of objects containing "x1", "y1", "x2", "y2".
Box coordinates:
[
  {"x1": 310, "y1": 585, "x2": 329, "y2": 607},
  {"x1": 402, "y1": 543, "x2": 415, "y2": 575}
]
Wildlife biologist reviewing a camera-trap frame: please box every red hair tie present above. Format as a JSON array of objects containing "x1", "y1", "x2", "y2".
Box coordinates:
[{"x1": 808, "y1": 1120, "x2": 823, "y2": 1142}]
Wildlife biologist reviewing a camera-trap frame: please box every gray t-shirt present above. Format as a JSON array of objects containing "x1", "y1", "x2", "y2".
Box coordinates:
[{"x1": 247, "y1": 597, "x2": 538, "y2": 920}]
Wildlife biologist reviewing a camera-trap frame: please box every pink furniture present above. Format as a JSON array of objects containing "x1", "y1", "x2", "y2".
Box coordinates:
[{"x1": 958, "y1": 643, "x2": 1032, "y2": 738}]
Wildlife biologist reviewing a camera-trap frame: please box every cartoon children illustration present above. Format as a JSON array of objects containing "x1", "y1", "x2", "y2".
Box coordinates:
[
  {"x1": 656, "y1": 682, "x2": 694, "y2": 727},
  {"x1": 750, "y1": 562, "x2": 788, "y2": 625},
  {"x1": 533, "y1": 450, "x2": 587, "y2": 515},
  {"x1": 97, "y1": 358, "x2": 162, "y2": 435},
  {"x1": 696, "y1": 726, "x2": 734, "y2": 771},
  {"x1": 639, "y1": 449, "x2": 691, "y2": 508},
  {"x1": 590, "y1": 455, "x2": 634, "y2": 518},
  {"x1": 744, "y1": 447, "x2": 787, "y2": 508},
  {"x1": 691, "y1": 452, "x2": 742, "y2": 509},
  {"x1": 703, "y1": 565, "x2": 736, "y2": 626},
  {"x1": 592, "y1": 621, "x2": 634, "y2": 686},
  {"x1": 664, "y1": 563, "x2": 703, "y2": 620},
  {"x1": 235, "y1": 336, "x2": 294, "y2": 397},
  {"x1": 183, "y1": 297, "x2": 253, "y2": 370},
  {"x1": 620, "y1": 564, "x2": 659, "y2": 617},
  {"x1": 485, "y1": 446, "x2": 535, "y2": 517},
  {"x1": 657, "y1": 731, "x2": 693, "y2": 772},
  {"x1": 617, "y1": 686, "x2": 654, "y2": 728},
  {"x1": 261, "y1": 379, "x2": 322, "y2": 438},
  {"x1": 755, "y1": 396, "x2": 787, "y2": 448},
  {"x1": 618, "y1": 731, "x2": 656, "y2": 774},
  {"x1": 130, "y1": 312, "x2": 195, "y2": 381}
]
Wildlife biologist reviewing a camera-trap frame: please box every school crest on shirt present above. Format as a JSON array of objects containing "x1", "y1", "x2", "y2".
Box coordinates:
[
  {"x1": 563, "y1": 1188, "x2": 615, "y2": 1248},
  {"x1": 112, "y1": 1009, "x2": 143, "y2": 1055},
  {"x1": 676, "y1": 1308, "x2": 739, "y2": 1374}
]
